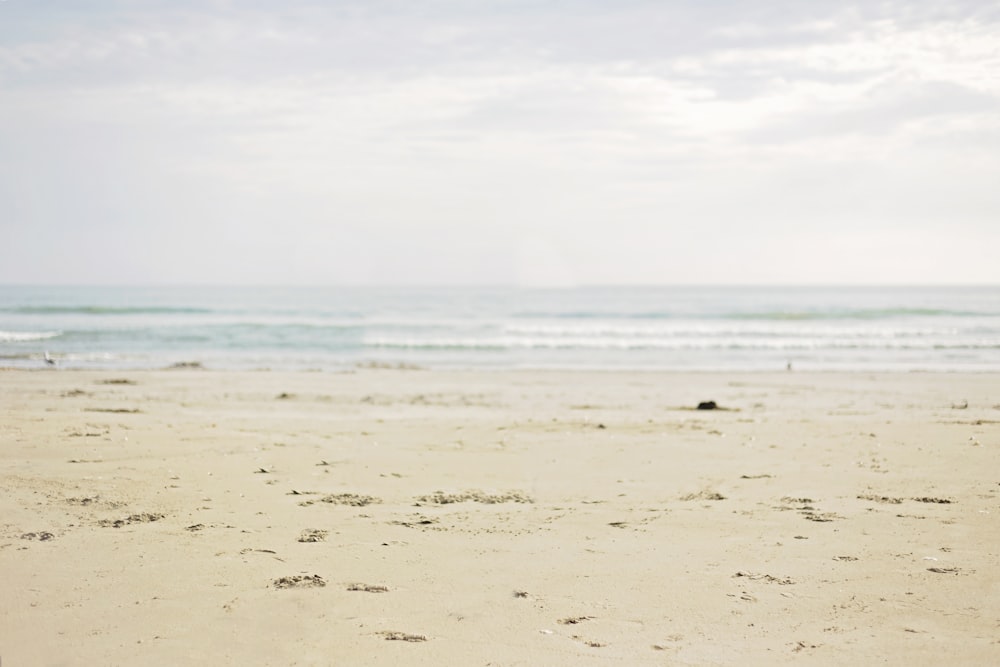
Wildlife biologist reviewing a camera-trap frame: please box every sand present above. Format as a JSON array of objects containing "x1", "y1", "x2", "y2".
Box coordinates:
[{"x1": 1, "y1": 369, "x2": 998, "y2": 665}]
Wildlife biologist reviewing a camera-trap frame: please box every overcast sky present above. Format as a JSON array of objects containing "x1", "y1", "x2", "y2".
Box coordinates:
[{"x1": 1, "y1": 0, "x2": 998, "y2": 286}]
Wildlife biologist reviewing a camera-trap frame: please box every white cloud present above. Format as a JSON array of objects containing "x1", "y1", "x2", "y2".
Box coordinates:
[{"x1": 1, "y1": 1, "x2": 998, "y2": 285}]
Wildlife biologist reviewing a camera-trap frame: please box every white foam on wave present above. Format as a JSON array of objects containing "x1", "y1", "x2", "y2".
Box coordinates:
[
  {"x1": 0, "y1": 330, "x2": 62, "y2": 342},
  {"x1": 364, "y1": 335, "x2": 1000, "y2": 351},
  {"x1": 503, "y1": 323, "x2": 959, "y2": 339}
]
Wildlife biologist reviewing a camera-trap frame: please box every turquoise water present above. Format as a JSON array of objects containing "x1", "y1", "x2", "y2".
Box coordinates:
[{"x1": 2, "y1": 285, "x2": 999, "y2": 371}]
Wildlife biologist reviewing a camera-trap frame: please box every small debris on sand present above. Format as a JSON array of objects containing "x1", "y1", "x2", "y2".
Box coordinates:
[
  {"x1": 298, "y1": 529, "x2": 328, "y2": 542},
  {"x1": 558, "y1": 616, "x2": 595, "y2": 625},
  {"x1": 347, "y1": 583, "x2": 389, "y2": 592},
  {"x1": 98, "y1": 513, "x2": 165, "y2": 528},
  {"x1": 390, "y1": 516, "x2": 438, "y2": 528},
  {"x1": 378, "y1": 631, "x2": 427, "y2": 642},
  {"x1": 697, "y1": 401, "x2": 718, "y2": 410},
  {"x1": 792, "y1": 641, "x2": 820, "y2": 652},
  {"x1": 320, "y1": 493, "x2": 381, "y2": 506},
  {"x1": 858, "y1": 494, "x2": 903, "y2": 504},
  {"x1": 415, "y1": 490, "x2": 533, "y2": 505},
  {"x1": 734, "y1": 571, "x2": 795, "y2": 585},
  {"x1": 20, "y1": 532, "x2": 55, "y2": 541},
  {"x1": 573, "y1": 636, "x2": 606, "y2": 647},
  {"x1": 273, "y1": 574, "x2": 326, "y2": 589},
  {"x1": 681, "y1": 490, "x2": 726, "y2": 501},
  {"x1": 65, "y1": 495, "x2": 125, "y2": 509}
]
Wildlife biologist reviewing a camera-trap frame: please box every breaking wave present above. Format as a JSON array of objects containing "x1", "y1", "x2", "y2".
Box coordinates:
[{"x1": 0, "y1": 330, "x2": 62, "y2": 342}]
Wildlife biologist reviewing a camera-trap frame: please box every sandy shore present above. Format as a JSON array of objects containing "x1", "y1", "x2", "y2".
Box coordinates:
[{"x1": 1, "y1": 369, "x2": 998, "y2": 665}]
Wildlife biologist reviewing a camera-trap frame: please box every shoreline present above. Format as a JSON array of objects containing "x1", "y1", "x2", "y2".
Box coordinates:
[
  {"x1": 6, "y1": 365, "x2": 1000, "y2": 373},
  {"x1": 2, "y1": 369, "x2": 998, "y2": 665}
]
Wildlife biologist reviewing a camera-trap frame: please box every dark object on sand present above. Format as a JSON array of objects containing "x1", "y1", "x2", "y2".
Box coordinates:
[
  {"x1": 697, "y1": 401, "x2": 718, "y2": 410},
  {"x1": 168, "y1": 361, "x2": 203, "y2": 369}
]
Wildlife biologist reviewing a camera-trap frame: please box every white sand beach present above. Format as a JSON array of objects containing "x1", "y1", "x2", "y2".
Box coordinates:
[{"x1": 2, "y1": 369, "x2": 998, "y2": 665}]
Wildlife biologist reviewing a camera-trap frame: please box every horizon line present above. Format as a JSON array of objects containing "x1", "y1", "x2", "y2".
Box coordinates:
[{"x1": 1, "y1": 282, "x2": 999, "y2": 290}]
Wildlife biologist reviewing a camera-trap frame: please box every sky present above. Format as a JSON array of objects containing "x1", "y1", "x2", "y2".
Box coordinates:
[{"x1": 1, "y1": 0, "x2": 998, "y2": 286}]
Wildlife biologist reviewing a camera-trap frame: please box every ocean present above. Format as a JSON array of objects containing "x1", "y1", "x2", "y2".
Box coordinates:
[{"x1": 1, "y1": 285, "x2": 999, "y2": 372}]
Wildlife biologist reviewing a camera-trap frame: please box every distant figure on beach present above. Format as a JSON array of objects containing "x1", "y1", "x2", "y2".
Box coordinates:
[
  {"x1": 44, "y1": 352, "x2": 56, "y2": 367},
  {"x1": 787, "y1": 361, "x2": 792, "y2": 371}
]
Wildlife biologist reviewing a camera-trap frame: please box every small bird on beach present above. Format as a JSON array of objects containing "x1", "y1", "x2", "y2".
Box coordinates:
[{"x1": 44, "y1": 351, "x2": 56, "y2": 367}]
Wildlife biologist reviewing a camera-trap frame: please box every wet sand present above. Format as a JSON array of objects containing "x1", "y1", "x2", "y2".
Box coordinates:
[{"x1": 1, "y1": 369, "x2": 998, "y2": 665}]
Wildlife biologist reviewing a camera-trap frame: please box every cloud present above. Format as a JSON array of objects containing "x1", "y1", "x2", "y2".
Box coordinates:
[{"x1": 1, "y1": 0, "x2": 998, "y2": 284}]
